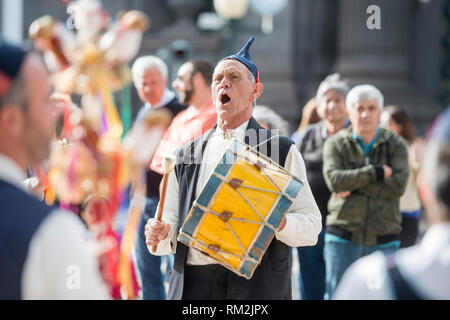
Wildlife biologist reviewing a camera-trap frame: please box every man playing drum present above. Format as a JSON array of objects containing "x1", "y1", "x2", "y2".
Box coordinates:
[{"x1": 144, "y1": 37, "x2": 321, "y2": 300}]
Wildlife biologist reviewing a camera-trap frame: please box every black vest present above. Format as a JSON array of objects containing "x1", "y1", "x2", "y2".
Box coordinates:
[
  {"x1": 168, "y1": 117, "x2": 295, "y2": 299},
  {"x1": 0, "y1": 180, "x2": 52, "y2": 299}
]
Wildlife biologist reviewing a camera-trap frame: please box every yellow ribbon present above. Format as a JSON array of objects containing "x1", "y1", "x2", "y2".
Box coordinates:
[
  {"x1": 117, "y1": 175, "x2": 146, "y2": 299},
  {"x1": 95, "y1": 65, "x2": 123, "y2": 140}
]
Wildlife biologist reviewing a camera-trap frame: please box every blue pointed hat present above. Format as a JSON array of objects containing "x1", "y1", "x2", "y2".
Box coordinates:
[
  {"x1": 0, "y1": 40, "x2": 27, "y2": 98},
  {"x1": 223, "y1": 36, "x2": 259, "y2": 82},
  {"x1": 0, "y1": 40, "x2": 26, "y2": 80}
]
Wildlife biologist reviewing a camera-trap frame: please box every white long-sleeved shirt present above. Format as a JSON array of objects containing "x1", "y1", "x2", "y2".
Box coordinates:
[
  {"x1": 0, "y1": 154, "x2": 110, "y2": 299},
  {"x1": 334, "y1": 222, "x2": 450, "y2": 300},
  {"x1": 149, "y1": 120, "x2": 322, "y2": 265}
]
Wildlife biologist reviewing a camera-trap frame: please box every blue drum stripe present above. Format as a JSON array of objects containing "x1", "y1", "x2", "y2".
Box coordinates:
[
  {"x1": 249, "y1": 245, "x2": 263, "y2": 261},
  {"x1": 196, "y1": 175, "x2": 222, "y2": 207},
  {"x1": 178, "y1": 233, "x2": 192, "y2": 247},
  {"x1": 267, "y1": 196, "x2": 291, "y2": 227},
  {"x1": 215, "y1": 151, "x2": 236, "y2": 177},
  {"x1": 285, "y1": 178, "x2": 303, "y2": 199},
  {"x1": 239, "y1": 260, "x2": 257, "y2": 279},
  {"x1": 182, "y1": 206, "x2": 205, "y2": 237},
  {"x1": 254, "y1": 226, "x2": 274, "y2": 252}
]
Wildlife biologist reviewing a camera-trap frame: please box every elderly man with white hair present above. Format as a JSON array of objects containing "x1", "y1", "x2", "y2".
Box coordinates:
[
  {"x1": 322, "y1": 84, "x2": 409, "y2": 299},
  {"x1": 144, "y1": 37, "x2": 321, "y2": 300},
  {"x1": 334, "y1": 106, "x2": 450, "y2": 300},
  {"x1": 132, "y1": 55, "x2": 186, "y2": 300}
]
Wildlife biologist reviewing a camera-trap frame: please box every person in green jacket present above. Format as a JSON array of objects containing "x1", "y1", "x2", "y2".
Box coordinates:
[{"x1": 322, "y1": 84, "x2": 409, "y2": 299}]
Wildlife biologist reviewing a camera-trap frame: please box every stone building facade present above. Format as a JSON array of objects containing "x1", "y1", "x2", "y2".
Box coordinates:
[{"x1": 2, "y1": 0, "x2": 446, "y2": 135}]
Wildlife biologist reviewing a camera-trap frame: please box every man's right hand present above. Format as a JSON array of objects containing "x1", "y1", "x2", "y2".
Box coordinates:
[
  {"x1": 145, "y1": 218, "x2": 170, "y2": 247},
  {"x1": 382, "y1": 165, "x2": 393, "y2": 179}
]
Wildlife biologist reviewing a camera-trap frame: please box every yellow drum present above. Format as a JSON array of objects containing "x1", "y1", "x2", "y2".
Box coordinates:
[{"x1": 178, "y1": 139, "x2": 304, "y2": 279}]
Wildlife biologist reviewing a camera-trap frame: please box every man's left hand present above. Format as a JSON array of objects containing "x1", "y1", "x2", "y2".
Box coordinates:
[{"x1": 278, "y1": 216, "x2": 287, "y2": 232}]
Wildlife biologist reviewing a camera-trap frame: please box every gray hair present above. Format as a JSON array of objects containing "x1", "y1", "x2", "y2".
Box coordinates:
[
  {"x1": 249, "y1": 70, "x2": 257, "y2": 106},
  {"x1": 346, "y1": 84, "x2": 384, "y2": 111},
  {"x1": 253, "y1": 105, "x2": 289, "y2": 136},
  {"x1": 248, "y1": 69, "x2": 256, "y2": 84},
  {"x1": 316, "y1": 73, "x2": 349, "y2": 104},
  {"x1": 132, "y1": 55, "x2": 168, "y2": 85},
  {"x1": 0, "y1": 71, "x2": 27, "y2": 111}
]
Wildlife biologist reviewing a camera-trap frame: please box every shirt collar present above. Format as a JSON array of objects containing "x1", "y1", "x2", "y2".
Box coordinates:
[
  {"x1": 0, "y1": 153, "x2": 27, "y2": 191},
  {"x1": 146, "y1": 89, "x2": 176, "y2": 109},
  {"x1": 214, "y1": 119, "x2": 249, "y2": 139},
  {"x1": 352, "y1": 127, "x2": 380, "y2": 156},
  {"x1": 352, "y1": 127, "x2": 380, "y2": 143}
]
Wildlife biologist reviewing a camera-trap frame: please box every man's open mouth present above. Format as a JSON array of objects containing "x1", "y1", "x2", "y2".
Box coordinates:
[{"x1": 220, "y1": 93, "x2": 231, "y2": 105}]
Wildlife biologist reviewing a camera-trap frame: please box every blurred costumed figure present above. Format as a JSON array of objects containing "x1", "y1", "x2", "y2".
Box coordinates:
[{"x1": 29, "y1": 0, "x2": 171, "y2": 299}]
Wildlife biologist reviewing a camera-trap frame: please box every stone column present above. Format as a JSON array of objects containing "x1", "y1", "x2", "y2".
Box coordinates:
[
  {"x1": 294, "y1": 0, "x2": 340, "y2": 92},
  {"x1": 334, "y1": 0, "x2": 441, "y2": 134},
  {"x1": 292, "y1": 0, "x2": 340, "y2": 128},
  {"x1": 334, "y1": 0, "x2": 410, "y2": 86}
]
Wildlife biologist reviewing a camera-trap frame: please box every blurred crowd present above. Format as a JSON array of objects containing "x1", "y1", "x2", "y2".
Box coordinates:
[{"x1": 1, "y1": 36, "x2": 449, "y2": 300}]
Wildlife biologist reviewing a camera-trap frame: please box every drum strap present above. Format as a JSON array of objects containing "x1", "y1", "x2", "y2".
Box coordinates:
[{"x1": 253, "y1": 134, "x2": 280, "y2": 149}]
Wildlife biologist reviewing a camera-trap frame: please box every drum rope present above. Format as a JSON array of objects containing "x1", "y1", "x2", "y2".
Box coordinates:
[
  {"x1": 212, "y1": 172, "x2": 283, "y2": 195},
  {"x1": 180, "y1": 232, "x2": 259, "y2": 265},
  {"x1": 195, "y1": 201, "x2": 263, "y2": 226},
  {"x1": 234, "y1": 188, "x2": 278, "y2": 232},
  {"x1": 224, "y1": 220, "x2": 250, "y2": 259},
  {"x1": 253, "y1": 134, "x2": 281, "y2": 150},
  {"x1": 196, "y1": 180, "x2": 279, "y2": 233},
  {"x1": 212, "y1": 162, "x2": 296, "y2": 203},
  {"x1": 227, "y1": 142, "x2": 299, "y2": 202},
  {"x1": 233, "y1": 138, "x2": 304, "y2": 185},
  {"x1": 193, "y1": 201, "x2": 274, "y2": 260}
]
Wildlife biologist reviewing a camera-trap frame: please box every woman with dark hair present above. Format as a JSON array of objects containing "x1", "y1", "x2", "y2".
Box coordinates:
[{"x1": 380, "y1": 105, "x2": 424, "y2": 247}]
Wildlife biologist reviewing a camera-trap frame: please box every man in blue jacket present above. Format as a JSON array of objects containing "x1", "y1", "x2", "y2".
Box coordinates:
[{"x1": 0, "y1": 40, "x2": 108, "y2": 299}]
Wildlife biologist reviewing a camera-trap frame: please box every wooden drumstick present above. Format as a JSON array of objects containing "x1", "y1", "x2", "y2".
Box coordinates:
[{"x1": 152, "y1": 154, "x2": 177, "y2": 253}]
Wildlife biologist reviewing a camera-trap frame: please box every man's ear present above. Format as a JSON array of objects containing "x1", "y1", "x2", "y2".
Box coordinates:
[
  {"x1": 0, "y1": 105, "x2": 24, "y2": 137},
  {"x1": 252, "y1": 82, "x2": 264, "y2": 102}
]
